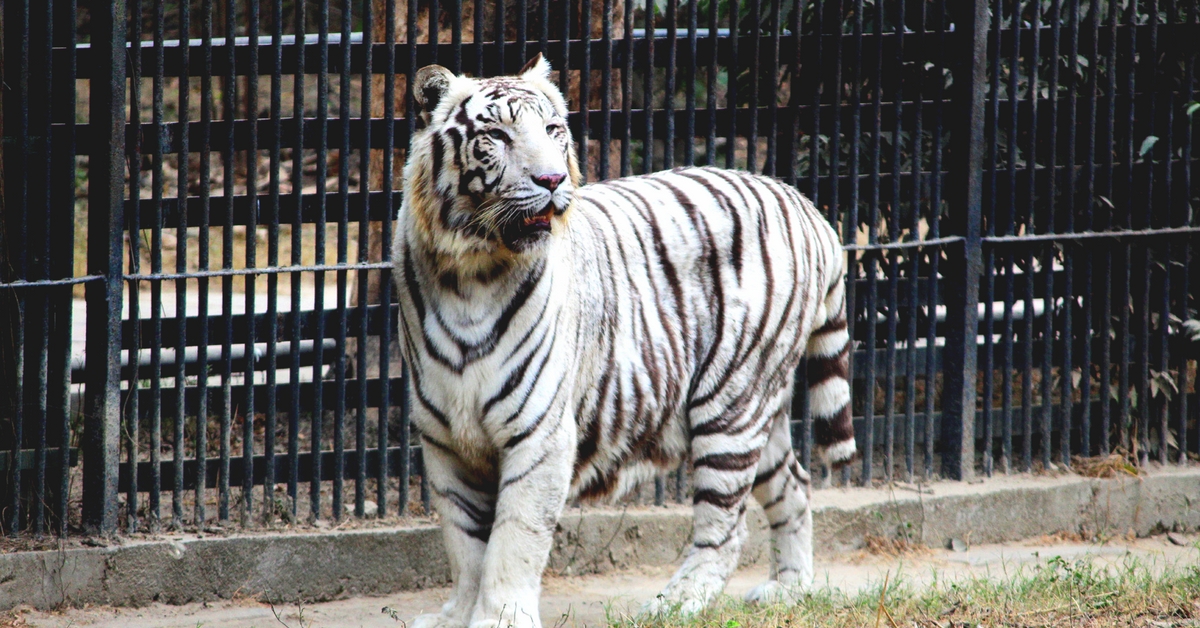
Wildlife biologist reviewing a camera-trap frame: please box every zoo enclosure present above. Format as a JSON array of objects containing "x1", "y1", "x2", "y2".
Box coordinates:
[{"x1": 0, "y1": 0, "x2": 1197, "y2": 536}]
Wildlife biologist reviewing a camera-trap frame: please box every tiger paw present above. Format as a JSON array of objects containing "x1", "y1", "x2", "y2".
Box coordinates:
[
  {"x1": 744, "y1": 580, "x2": 804, "y2": 606},
  {"x1": 410, "y1": 613, "x2": 468, "y2": 628},
  {"x1": 640, "y1": 594, "x2": 706, "y2": 618}
]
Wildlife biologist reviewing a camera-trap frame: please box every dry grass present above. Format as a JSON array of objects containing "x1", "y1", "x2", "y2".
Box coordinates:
[
  {"x1": 858, "y1": 533, "x2": 931, "y2": 560},
  {"x1": 1073, "y1": 449, "x2": 1141, "y2": 479},
  {"x1": 617, "y1": 555, "x2": 1200, "y2": 628}
]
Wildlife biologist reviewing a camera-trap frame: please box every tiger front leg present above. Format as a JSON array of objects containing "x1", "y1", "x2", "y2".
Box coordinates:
[
  {"x1": 411, "y1": 436, "x2": 496, "y2": 628},
  {"x1": 467, "y1": 420, "x2": 575, "y2": 628}
]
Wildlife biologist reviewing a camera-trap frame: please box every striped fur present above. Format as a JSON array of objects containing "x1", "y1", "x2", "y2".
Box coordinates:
[{"x1": 392, "y1": 55, "x2": 855, "y2": 628}]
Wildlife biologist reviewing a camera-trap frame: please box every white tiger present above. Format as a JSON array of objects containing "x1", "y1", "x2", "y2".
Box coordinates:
[{"x1": 392, "y1": 54, "x2": 855, "y2": 628}]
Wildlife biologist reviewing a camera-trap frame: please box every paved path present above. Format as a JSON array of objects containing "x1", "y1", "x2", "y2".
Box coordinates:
[{"x1": 18, "y1": 534, "x2": 1196, "y2": 628}]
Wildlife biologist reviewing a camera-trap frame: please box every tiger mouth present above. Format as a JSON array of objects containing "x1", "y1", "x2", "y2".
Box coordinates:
[
  {"x1": 500, "y1": 202, "x2": 556, "y2": 250},
  {"x1": 522, "y1": 204, "x2": 555, "y2": 230}
]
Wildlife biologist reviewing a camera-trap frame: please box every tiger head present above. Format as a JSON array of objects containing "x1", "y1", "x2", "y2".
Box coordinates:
[{"x1": 403, "y1": 54, "x2": 581, "y2": 268}]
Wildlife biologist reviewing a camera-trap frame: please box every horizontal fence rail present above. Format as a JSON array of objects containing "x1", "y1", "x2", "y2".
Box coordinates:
[{"x1": 0, "y1": 0, "x2": 1196, "y2": 536}]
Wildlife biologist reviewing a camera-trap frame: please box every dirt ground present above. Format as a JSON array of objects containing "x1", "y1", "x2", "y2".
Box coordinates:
[{"x1": 14, "y1": 533, "x2": 1197, "y2": 628}]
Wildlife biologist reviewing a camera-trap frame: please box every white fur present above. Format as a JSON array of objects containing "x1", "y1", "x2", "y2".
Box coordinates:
[
  {"x1": 807, "y1": 377, "x2": 851, "y2": 419},
  {"x1": 806, "y1": 327, "x2": 849, "y2": 358},
  {"x1": 823, "y1": 438, "x2": 857, "y2": 465}
]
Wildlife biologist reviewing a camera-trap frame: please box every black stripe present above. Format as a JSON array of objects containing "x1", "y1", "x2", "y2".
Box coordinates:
[
  {"x1": 463, "y1": 258, "x2": 546, "y2": 362},
  {"x1": 752, "y1": 454, "x2": 788, "y2": 487},
  {"x1": 411, "y1": 367, "x2": 451, "y2": 428},
  {"x1": 499, "y1": 447, "x2": 553, "y2": 491},
  {"x1": 693, "y1": 486, "x2": 748, "y2": 510},
  {"x1": 481, "y1": 328, "x2": 549, "y2": 416},
  {"x1": 503, "y1": 377, "x2": 565, "y2": 449},
  {"x1": 677, "y1": 169, "x2": 744, "y2": 282},
  {"x1": 806, "y1": 343, "x2": 850, "y2": 386},
  {"x1": 695, "y1": 450, "x2": 761, "y2": 472}
]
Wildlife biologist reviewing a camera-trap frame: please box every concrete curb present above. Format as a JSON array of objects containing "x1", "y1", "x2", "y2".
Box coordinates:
[{"x1": 3, "y1": 468, "x2": 1197, "y2": 610}]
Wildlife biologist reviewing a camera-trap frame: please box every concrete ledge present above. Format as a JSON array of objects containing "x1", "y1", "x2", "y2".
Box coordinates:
[{"x1": 3, "y1": 468, "x2": 1197, "y2": 610}]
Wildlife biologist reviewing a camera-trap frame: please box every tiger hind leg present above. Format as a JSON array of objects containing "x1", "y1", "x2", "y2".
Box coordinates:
[
  {"x1": 746, "y1": 407, "x2": 813, "y2": 605},
  {"x1": 643, "y1": 414, "x2": 771, "y2": 616}
]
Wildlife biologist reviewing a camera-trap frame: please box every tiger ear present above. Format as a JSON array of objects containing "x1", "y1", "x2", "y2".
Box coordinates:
[
  {"x1": 518, "y1": 53, "x2": 552, "y2": 81},
  {"x1": 413, "y1": 64, "x2": 455, "y2": 116}
]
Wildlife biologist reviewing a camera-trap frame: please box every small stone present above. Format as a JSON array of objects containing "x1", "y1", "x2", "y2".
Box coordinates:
[
  {"x1": 363, "y1": 500, "x2": 379, "y2": 517},
  {"x1": 948, "y1": 537, "x2": 968, "y2": 553},
  {"x1": 1167, "y1": 532, "x2": 1190, "y2": 546}
]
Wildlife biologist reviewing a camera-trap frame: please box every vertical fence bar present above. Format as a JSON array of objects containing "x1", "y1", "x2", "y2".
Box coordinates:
[
  {"x1": 83, "y1": 0, "x2": 128, "y2": 535},
  {"x1": 1021, "y1": 0, "x2": 1040, "y2": 473},
  {"x1": 1060, "y1": 0, "x2": 1079, "y2": 467},
  {"x1": 621, "y1": 0, "x2": 633, "y2": 177},
  {"x1": 1000, "y1": 0, "x2": 1018, "y2": 472},
  {"x1": 381, "y1": 0, "x2": 399, "y2": 518},
  {"x1": 125, "y1": 0, "x2": 143, "y2": 534},
  {"x1": 744, "y1": 0, "x2": 758, "y2": 172},
  {"x1": 1078, "y1": 0, "x2": 1100, "y2": 460},
  {"x1": 265, "y1": 0, "x2": 282, "y2": 524},
  {"x1": 764, "y1": 0, "x2": 778, "y2": 175},
  {"x1": 600, "y1": 0, "x2": 613, "y2": 180},
  {"x1": 312, "y1": 0, "x2": 332, "y2": 521},
  {"x1": 883, "y1": 0, "x2": 906, "y2": 481},
  {"x1": 705, "y1": 0, "x2": 717, "y2": 168},
  {"x1": 174, "y1": 0, "x2": 191, "y2": 528},
  {"x1": 334, "y1": 0, "x2": 353, "y2": 522},
  {"x1": 922, "y1": 1, "x2": 943, "y2": 480},
  {"x1": 2, "y1": 0, "x2": 30, "y2": 539},
  {"x1": 381, "y1": 0, "x2": 398, "y2": 518},
  {"x1": 981, "y1": 0, "x2": 1002, "y2": 477},
  {"x1": 782, "y1": 0, "x2": 798, "y2": 185},
  {"x1": 580, "y1": 0, "x2": 591, "y2": 178},
  {"x1": 149, "y1": 0, "x2": 167, "y2": 529},
  {"x1": 864, "y1": 0, "x2": 884, "y2": 482},
  {"x1": 905, "y1": 0, "x2": 924, "y2": 481},
  {"x1": 847, "y1": 0, "x2": 865, "y2": 484},
  {"x1": 725, "y1": 0, "x2": 737, "y2": 170},
  {"x1": 405, "y1": 0, "x2": 419, "y2": 515},
  {"x1": 1098, "y1": 0, "x2": 1117, "y2": 456},
  {"x1": 684, "y1": 0, "x2": 697, "y2": 169},
  {"x1": 288, "y1": 0, "x2": 308, "y2": 519},
  {"x1": 643, "y1": 0, "x2": 654, "y2": 174},
  {"x1": 1177, "y1": 1, "x2": 1195, "y2": 465},
  {"x1": 939, "y1": 0, "x2": 987, "y2": 481},
  {"x1": 199, "y1": 0, "x2": 218, "y2": 525},
  {"x1": 356, "y1": 0, "x2": 373, "y2": 520},
  {"x1": 1039, "y1": 0, "x2": 1060, "y2": 471},
  {"x1": 51, "y1": 0, "x2": 79, "y2": 537},
  {"x1": 665, "y1": 0, "x2": 678, "y2": 170},
  {"x1": 1116, "y1": 0, "x2": 1134, "y2": 462},
  {"x1": 1135, "y1": 0, "x2": 1158, "y2": 468},
  {"x1": 243, "y1": 0, "x2": 261, "y2": 526},
  {"x1": 30, "y1": 0, "x2": 54, "y2": 537},
  {"x1": 218, "y1": 0, "x2": 237, "y2": 522}
]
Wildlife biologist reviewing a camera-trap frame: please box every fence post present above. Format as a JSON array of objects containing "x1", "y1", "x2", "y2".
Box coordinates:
[
  {"x1": 82, "y1": 0, "x2": 126, "y2": 534},
  {"x1": 940, "y1": 0, "x2": 989, "y2": 481}
]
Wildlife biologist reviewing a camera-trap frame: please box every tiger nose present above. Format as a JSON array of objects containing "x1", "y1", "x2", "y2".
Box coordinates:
[{"x1": 531, "y1": 172, "x2": 566, "y2": 192}]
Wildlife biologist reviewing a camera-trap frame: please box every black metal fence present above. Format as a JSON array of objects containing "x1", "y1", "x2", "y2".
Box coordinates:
[{"x1": 1, "y1": 0, "x2": 1197, "y2": 536}]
